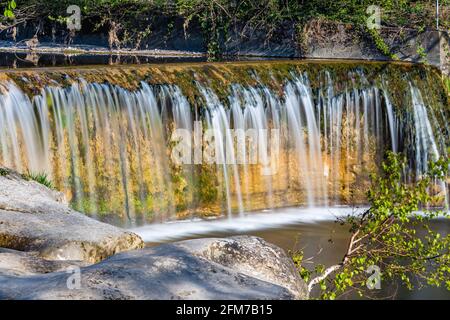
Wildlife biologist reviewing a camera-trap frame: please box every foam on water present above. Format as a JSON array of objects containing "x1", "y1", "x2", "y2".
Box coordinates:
[{"x1": 131, "y1": 206, "x2": 367, "y2": 242}]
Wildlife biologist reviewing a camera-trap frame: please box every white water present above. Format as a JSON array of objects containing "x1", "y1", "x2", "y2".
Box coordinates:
[
  {"x1": 132, "y1": 206, "x2": 367, "y2": 243},
  {"x1": 0, "y1": 70, "x2": 448, "y2": 225}
]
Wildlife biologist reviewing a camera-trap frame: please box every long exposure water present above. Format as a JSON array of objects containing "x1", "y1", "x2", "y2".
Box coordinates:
[{"x1": 0, "y1": 61, "x2": 448, "y2": 226}]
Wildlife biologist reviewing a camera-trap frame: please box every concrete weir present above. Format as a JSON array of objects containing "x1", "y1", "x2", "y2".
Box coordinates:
[{"x1": 0, "y1": 60, "x2": 448, "y2": 227}]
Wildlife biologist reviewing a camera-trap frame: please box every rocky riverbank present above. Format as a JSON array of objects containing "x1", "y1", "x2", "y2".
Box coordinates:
[
  {"x1": 0, "y1": 167, "x2": 144, "y2": 263},
  {"x1": 0, "y1": 167, "x2": 307, "y2": 300}
]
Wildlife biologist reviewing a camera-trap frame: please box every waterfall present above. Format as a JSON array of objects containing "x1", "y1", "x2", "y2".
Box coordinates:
[
  {"x1": 410, "y1": 84, "x2": 440, "y2": 176},
  {"x1": 200, "y1": 83, "x2": 244, "y2": 218},
  {"x1": 409, "y1": 84, "x2": 448, "y2": 208},
  {"x1": 0, "y1": 65, "x2": 448, "y2": 226}
]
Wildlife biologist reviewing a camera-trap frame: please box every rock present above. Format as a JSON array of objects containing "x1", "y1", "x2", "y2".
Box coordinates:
[
  {"x1": 0, "y1": 236, "x2": 308, "y2": 300},
  {"x1": 0, "y1": 247, "x2": 87, "y2": 276},
  {"x1": 0, "y1": 168, "x2": 144, "y2": 263},
  {"x1": 25, "y1": 35, "x2": 39, "y2": 51},
  {"x1": 0, "y1": 168, "x2": 67, "y2": 214},
  {"x1": 177, "y1": 236, "x2": 308, "y2": 299}
]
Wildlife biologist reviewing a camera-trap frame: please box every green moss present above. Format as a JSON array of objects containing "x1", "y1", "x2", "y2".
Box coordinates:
[
  {"x1": 444, "y1": 77, "x2": 450, "y2": 97},
  {"x1": 368, "y1": 28, "x2": 399, "y2": 60},
  {"x1": 71, "y1": 197, "x2": 98, "y2": 215},
  {"x1": 195, "y1": 164, "x2": 219, "y2": 205}
]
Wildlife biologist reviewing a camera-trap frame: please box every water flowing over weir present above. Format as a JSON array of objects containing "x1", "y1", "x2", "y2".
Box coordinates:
[{"x1": 0, "y1": 61, "x2": 448, "y2": 227}]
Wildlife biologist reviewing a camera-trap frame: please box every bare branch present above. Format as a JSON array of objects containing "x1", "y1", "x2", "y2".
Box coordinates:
[{"x1": 307, "y1": 264, "x2": 343, "y2": 293}]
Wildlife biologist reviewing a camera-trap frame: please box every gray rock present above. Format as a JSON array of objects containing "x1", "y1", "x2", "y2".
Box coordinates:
[
  {"x1": 0, "y1": 168, "x2": 68, "y2": 214},
  {"x1": 0, "y1": 168, "x2": 144, "y2": 263},
  {"x1": 0, "y1": 247, "x2": 87, "y2": 276},
  {"x1": 0, "y1": 236, "x2": 307, "y2": 300},
  {"x1": 177, "y1": 236, "x2": 308, "y2": 299}
]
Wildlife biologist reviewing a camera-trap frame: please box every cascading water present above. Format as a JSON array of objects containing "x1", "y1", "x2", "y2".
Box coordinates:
[{"x1": 0, "y1": 62, "x2": 448, "y2": 226}]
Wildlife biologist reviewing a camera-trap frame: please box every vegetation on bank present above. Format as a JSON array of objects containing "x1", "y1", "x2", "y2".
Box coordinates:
[
  {"x1": 0, "y1": 167, "x2": 54, "y2": 189},
  {"x1": 293, "y1": 152, "x2": 450, "y2": 299},
  {"x1": 0, "y1": 1, "x2": 448, "y2": 57},
  {"x1": 21, "y1": 171, "x2": 54, "y2": 189}
]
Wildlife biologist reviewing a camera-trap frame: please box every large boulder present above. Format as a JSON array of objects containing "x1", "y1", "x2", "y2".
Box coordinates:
[
  {"x1": 176, "y1": 236, "x2": 308, "y2": 299},
  {"x1": 0, "y1": 168, "x2": 144, "y2": 263},
  {"x1": 0, "y1": 236, "x2": 308, "y2": 300}
]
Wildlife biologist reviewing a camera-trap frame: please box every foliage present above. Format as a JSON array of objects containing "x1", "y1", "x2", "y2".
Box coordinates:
[
  {"x1": 368, "y1": 27, "x2": 399, "y2": 60},
  {"x1": 0, "y1": 167, "x2": 9, "y2": 176},
  {"x1": 444, "y1": 76, "x2": 450, "y2": 98},
  {"x1": 3, "y1": 0, "x2": 15, "y2": 19},
  {"x1": 22, "y1": 171, "x2": 54, "y2": 189},
  {"x1": 294, "y1": 152, "x2": 450, "y2": 299},
  {"x1": 416, "y1": 45, "x2": 427, "y2": 63}
]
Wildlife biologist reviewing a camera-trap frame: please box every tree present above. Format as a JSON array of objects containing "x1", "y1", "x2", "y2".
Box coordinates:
[{"x1": 293, "y1": 152, "x2": 450, "y2": 299}]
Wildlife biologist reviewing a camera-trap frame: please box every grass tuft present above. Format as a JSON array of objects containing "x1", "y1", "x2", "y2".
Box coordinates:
[{"x1": 22, "y1": 171, "x2": 54, "y2": 189}]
